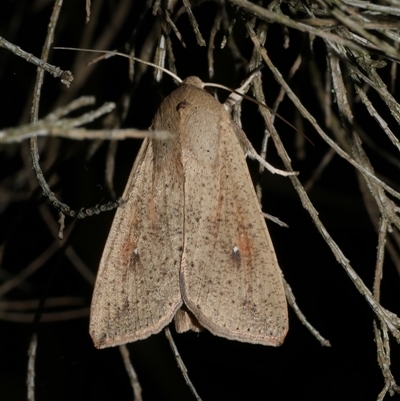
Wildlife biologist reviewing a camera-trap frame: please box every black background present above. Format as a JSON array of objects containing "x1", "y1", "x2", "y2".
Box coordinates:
[{"x1": 1, "y1": 1, "x2": 400, "y2": 400}]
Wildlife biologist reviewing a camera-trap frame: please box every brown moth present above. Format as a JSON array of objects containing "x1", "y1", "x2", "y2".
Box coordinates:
[{"x1": 90, "y1": 76, "x2": 288, "y2": 348}]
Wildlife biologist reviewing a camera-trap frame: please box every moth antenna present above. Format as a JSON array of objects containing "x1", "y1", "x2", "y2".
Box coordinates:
[
  {"x1": 53, "y1": 47, "x2": 183, "y2": 84},
  {"x1": 204, "y1": 81, "x2": 314, "y2": 144},
  {"x1": 204, "y1": 82, "x2": 300, "y2": 132},
  {"x1": 54, "y1": 46, "x2": 310, "y2": 144}
]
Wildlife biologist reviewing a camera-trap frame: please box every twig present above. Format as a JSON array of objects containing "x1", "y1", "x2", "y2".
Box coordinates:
[
  {"x1": 27, "y1": 333, "x2": 37, "y2": 401},
  {"x1": 355, "y1": 85, "x2": 400, "y2": 153},
  {"x1": 342, "y1": 0, "x2": 400, "y2": 16},
  {"x1": 2, "y1": 124, "x2": 174, "y2": 143},
  {"x1": 283, "y1": 278, "x2": 331, "y2": 347},
  {"x1": 54, "y1": 0, "x2": 133, "y2": 106},
  {"x1": 247, "y1": 25, "x2": 400, "y2": 202},
  {"x1": 1, "y1": 296, "x2": 85, "y2": 311},
  {"x1": 85, "y1": 0, "x2": 91, "y2": 23},
  {"x1": 10, "y1": 97, "x2": 143, "y2": 220},
  {"x1": 181, "y1": 0, "x2": 206, "y2": 46},
  {"x1": 374, "y1": 320, "x2": 400, "y2": 401},
  {"x1": 303, "y1": 148, "x2": 336, "y2": 192},
  {"x1": 1, "y1": 101, "x2": 115, "y2": 143},
  {"x1": 230, "y1": 0, "x2": 400, "y2": 59},
  {"x1": 208, "y1": 3, "x2": 223, "y2": 78},
  {"x1": 372, "y1": 218, "x2": 400, "y2": 398},
  {"x1": 165, "y1": 10, "x2": 186, "y2": 48},
  {"x1": 154, "y1": 34, "x2": 167, "y2": 82},
  {"x1": 248, "y1": 149, "x2": 298, "y2": 177},
  {"x1": 0, "y1": 36, "x2": 73, "y2": 87},
  {"x1": 165, "y1": 327, "x2": 203, "y2": 401},
  {"x1": 29, "y1": 0, "x2": 66, "y2": 236},
  {"x1": 119, "y1": 345, "x2": 143, "y2": 401},
  {"x1": 220, "y1": 14, "x2": 236, "y2": 49},
  {"x1": 317, "y1": 0, "x2": 400, "y2": 56},
  {"x1": 21, "y1": 139, "x2": 97, "y2": 285},
  {"x1": 263, "y1": 212, "x2": 289, "y2": 228},
  {"x1": 105, "y1": 140, "x2": 118, "y2": 200},
  {"x1": 1, "y1": 308, "x2": 90, "y2": 323}
]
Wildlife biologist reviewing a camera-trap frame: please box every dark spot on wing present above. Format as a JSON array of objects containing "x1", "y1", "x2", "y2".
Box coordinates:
[{"x1": 176, "y1": 100, "x2": 189, "y2": 111}]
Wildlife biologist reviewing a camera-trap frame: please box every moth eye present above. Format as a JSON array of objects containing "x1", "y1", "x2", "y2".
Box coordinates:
[{"x1": 176, "y1": 100, "x2": 189, "y2": 111}]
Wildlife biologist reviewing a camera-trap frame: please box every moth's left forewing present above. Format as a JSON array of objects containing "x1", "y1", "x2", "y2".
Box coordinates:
[
  {"x1": 180, "y1": 93, "x2": 288, "y2": 346},
  {"x1": 90, "y1": 88, "x2": 188, "y2": 348}
]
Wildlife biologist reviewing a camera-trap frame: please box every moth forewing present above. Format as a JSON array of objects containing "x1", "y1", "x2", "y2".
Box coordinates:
[
  {"x1": 174, "y1": 79, "x2": 288, "y2": 346},
  {"x1": 90, "y1": 136, "x2": 184, "y2": 349}
]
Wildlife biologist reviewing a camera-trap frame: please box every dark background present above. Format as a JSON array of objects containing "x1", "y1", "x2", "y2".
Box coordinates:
[{"x1": 1, "y1": 1, "x2": 399, "y2": 400}]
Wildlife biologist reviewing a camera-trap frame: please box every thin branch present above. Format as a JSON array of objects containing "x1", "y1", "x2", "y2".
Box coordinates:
[
  {"x1": 119, "y1": 345, "x2": 143, "y2": 401},
  {"x1": 181, "y1": 0, "x2": 206, "y2": 46},
  {"x1": 283, "y1": 278, "x2": 331, "y2": 347},
  {"x1": 165, "y1": 328, "x2": 203, "y2": 401},
  {"x1": 247, "y1": 25, "x2": 400, "y2": 202},
  {"x1": 355, "y1": 85, "x2": 400, "y2": 153},
  {"x1": 1, "y1": 308, "x2": 90, "y2": 323},
  {"x1": 228, "y1": 0, "x2": 400, "y2": 60},
  {"x1": 1, "y1": 101, "x2": 115, "y2": 143},
  {"x1": 0, "y1": 36, "x2": 73, "y2": 87},
  {"x1": 26, "y1": 333, "x2": 37, "y2": 401},
  {"x1": 372, "y1": 219, "x2": 400, "y2": 398},
  {"x1": 263, "y1": 212, "x2": 289, "y2": 228},
  {"x1": 1, "y1": 296, "x2": 86, "y2": 311}
]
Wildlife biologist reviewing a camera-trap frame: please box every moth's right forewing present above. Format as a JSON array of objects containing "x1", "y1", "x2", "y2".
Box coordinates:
[
  {"x1": 175, "y1": 84, "x2": 288, "y2": 346},
  {"x1": 90, "y1": 137, "x2": 184, "y2": 348}
]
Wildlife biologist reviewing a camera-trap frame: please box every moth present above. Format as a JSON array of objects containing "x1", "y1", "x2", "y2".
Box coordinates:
[{"x1": 90, "y1": 76, "x2": 288, "y2": 348}]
